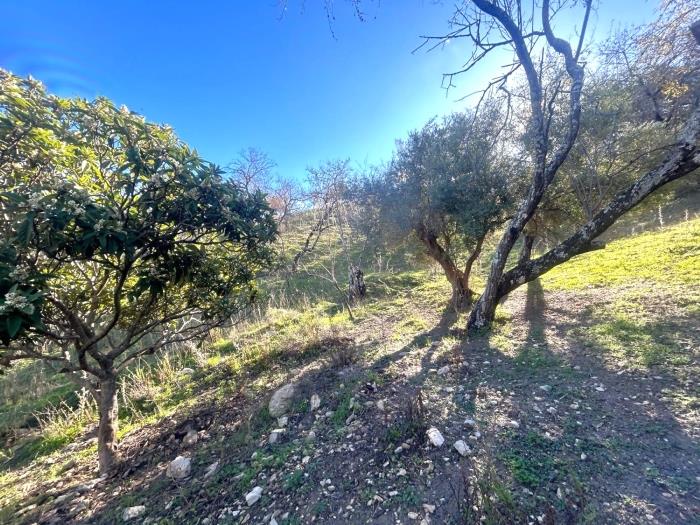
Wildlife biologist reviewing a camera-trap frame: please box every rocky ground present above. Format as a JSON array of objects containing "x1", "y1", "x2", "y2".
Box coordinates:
[{"x1": 8, "y1": 276, "x2": 699, "y2": 525}]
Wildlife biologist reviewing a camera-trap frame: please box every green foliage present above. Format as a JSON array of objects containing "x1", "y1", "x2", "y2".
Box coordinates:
[{"x1": 0, "y1": 69, "x2": 277, "y2": 375}]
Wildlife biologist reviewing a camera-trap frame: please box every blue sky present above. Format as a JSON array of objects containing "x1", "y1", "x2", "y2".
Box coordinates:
[{"x1": 1, "y1": 1, "x2": 657, "y2": 180}]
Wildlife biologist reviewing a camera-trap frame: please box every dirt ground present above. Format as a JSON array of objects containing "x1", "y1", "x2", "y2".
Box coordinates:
[{"x1": 10, "y1": 280, "x2": 699, "y2": 525}]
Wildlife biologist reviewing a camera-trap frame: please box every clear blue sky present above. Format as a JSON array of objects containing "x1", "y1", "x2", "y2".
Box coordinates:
[{"x1": 1, "y1": 1, "x2": 656, "y2": 180}]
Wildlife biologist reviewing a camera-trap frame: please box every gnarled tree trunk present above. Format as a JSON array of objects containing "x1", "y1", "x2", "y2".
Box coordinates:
[
  {"x1": 97, "y1": 374, "x2": 119, "y2": 475},
  {"x1": 348, "y1": 264, "x2": 367, "y2": 303}
]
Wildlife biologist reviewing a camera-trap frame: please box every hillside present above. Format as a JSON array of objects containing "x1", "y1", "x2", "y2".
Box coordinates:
[{"x1": 1, "y1": 219, "x2": 699, "y2": 525}]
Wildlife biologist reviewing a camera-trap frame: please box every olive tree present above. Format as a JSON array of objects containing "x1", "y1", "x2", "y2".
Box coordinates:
[
  {"x1": 369, "y1": 109, "x2": 515, "y2": 307},
  {"x1": 0, "y1": 70, "x2": 277, "y2": 474}
]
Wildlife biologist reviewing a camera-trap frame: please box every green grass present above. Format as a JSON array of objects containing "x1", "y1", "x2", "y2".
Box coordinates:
[{"x1": 541, "y1": 219, "x2": 700, "y2": 290}]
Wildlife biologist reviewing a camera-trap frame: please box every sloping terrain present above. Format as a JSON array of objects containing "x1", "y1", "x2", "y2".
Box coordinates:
[{"x1": 1, "y1": 220, "x2": 698, "y2": 524}]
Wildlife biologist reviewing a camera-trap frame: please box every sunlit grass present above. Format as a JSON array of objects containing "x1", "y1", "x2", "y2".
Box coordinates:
[{"x1": 541, "y1": 219, "x2": 699, "y2": 290}]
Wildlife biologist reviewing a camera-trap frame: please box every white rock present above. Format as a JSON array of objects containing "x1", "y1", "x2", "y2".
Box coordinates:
[
  {"x1": 245, "y1": 486, "x2": 263, "y2": 506},
  {"x1": 464, "y1": 418, "x2": 476, "y2": 429},
  {"x1": 203, "y1": 461, "x2": 219, "y2": 480},
  {"x1": 437, "y1": 365, "x2": 450, "y2": 376},
  {"x1": 397, "y1": 468, "x2": 407, "y2": 476},
  {"x1": 539, "y1": 385, "x2": 552, "y2": 393},
  {"x1": 277, "y1": 416, "x2": 288, "y2": 427},
  {"x1": 376, "y1": 399, "x2": 386, "y2": 411},
  {"x1": 310, "y1": 393, "x2": 321, "y2": 411},
  {"x1": 122, "y1": 505, "x2": 146, "y2": 521},
  {"x1": 426, "y1": 427, "x2": 444, "y2": 447},
  {"x1": 508, "y1": 420, "x2": 520, "y2": 429},
  {"x1": 423, "y1": 503, "x2": 436, "y2": 513},
  {"x1": 182, "y1": 429, "x2": 199, "y2": 446},
  {"x1": 408, "y1": 511, "x2": 420, "y2": 520},
  {"x1": 269, "y1": 428, "x2": 285, "y2": 444},
  {"x1": 269, "y1": 383, "x2": 297, "y2": 417},
  {"x1": 453, "y1": 440, "x2": 471, "y2": 456},
  {"x1": 580, "y1": 452, "x2": 588, "y2": 461},
  {"x1": 179, "y1": 367, "x2": 195, "y2": 376},
  {"x1": 166, "y1": 456, "x2": 191, "y2": 479}
]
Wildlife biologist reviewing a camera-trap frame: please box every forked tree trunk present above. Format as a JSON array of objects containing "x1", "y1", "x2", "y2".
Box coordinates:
[
  {"x1": 97, "y1": 374, "x2": 119, "y2": 475},
  {"x1": 348, "y1": 264, "x2": 367, "y2": 303},
  {"x1": 469, "y1": 104, "x2": 700, "y2": 332},
  {"x1": 416, "y1": 225, "x2": 482, "y2": 310}
]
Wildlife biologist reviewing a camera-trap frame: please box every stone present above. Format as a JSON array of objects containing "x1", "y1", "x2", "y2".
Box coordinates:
[
  {"x1": 179, "y1": 368, "x2": 195, "y2": 376},
  {"x1": 508, "y1": 420, "x2": 520, "y2": 429},
  {"x1": 269, "y1": 428, "x2": 285, "y2": 444},
  {"x1": 182, "y1": 429, "x2": 199, "y2": 446},
  {"x1": 376, "y1": 399, "x2": 386, "y2": 411},
  {"x1": 269, "y1": 383, "x2": 297, "y2": 417},
  {"x1": 426, "y1": 427, "x2": 444, "y2": 447},
  {"x1": 463, "y1": 418, "x2": 476, "y2": 429},
  {"x1": 122, "y1": 506, "x2": 146, "y2": 521},
  {"x1": 539, "y1": 385, "x2": 552, "y2": 393},
  {"x1": 310, "y1": 393, "x2": 321, "y2": 411},
  {"x1": 453, "y1": 440, "x2": 471, "y2": 457},
  {"x1": 408, "y1": 511, "x2": 419, "y2": 519},
  {"x1": 437, "y1": 365, "x2": 450, "y2": 376},
  {"x1": 245, "y1": 486, "x2": 263, "y2": 506},
  {"x1": 277, "y1": 416, "x2": 288, "y2": 427},
  {"x1": 423, "y1": 503, "x2": 436, "y2": 513},
  {"x1": 203, "y1": 461, "x2": 219, "y2": 480},
  {"x1": 166, "y1": 456, "x2": 191, "y2": 479}
]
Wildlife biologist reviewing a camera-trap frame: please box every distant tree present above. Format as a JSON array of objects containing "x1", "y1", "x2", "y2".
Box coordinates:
[
  {"x1": 0, "y1": 71, "x2": 277, "y2": 474},
  {"x1": 416, "y1": 0, "x2": 699, "y2": 330},
  {"x1": 227, "y1": 148, "x2": 302, "y2": 229},
  {"x1": 367, "y1": 108, "x2": 515, "y2": 308}
]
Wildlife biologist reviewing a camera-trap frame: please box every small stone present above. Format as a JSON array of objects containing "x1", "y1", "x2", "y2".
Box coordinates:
[
  {"x1": 269, "y1": 428, "x2": 285, "y2": 444},
  {"x1": 182, "y1": 429, "x2": 199, "y2": 446},
  {"x1": 277, "y1": 416, "x2": 288, "y2": 427},
  {"x1": 179, "y1": 367, "x2": 195, "y2": 376},
  {"x1": 580, "y1": 452, "x2": 588, "y2": 461},
  {"x1": 269, "y1": 383, "x2": 297, "y2": 417},
  {"x1": 453, "y1": 440, "x2": 471, "y2": 457},
  {"x1": 376, "y1": 399, "x2": 386, "y2": 411},
  {"x1": 437, "y1": 365, "x2": 450, "y2": 376},
  {"x1": 539, "y1": 385, "x2": 552, "y2": 393},
  {"x1": 166, "y1": 456, "x2": 191, "y2": 479},
  {"x1": 306, "y1": 430, "x2": 316, "y2": 442},
  {"x1": 423, "y1": 503, "x2": 436, "y2": 514},
  {"x1": 302, "y1": 455, "x2": 310, "y2": 464},
  {"x1": 203, "y1": 461, "x2": 219, "y2": 480},
  {"x1": 426, "y1": 427, "x2": 444, "y2": 447},
  {"x1": 122, "y1": 505, "x2": 146, "y2": 521},
  {"x1": 570, "y1": 403, "x2": 579, "y2": 410},
  {"x1": 245, "y1": 486, "x2": 263, "y2": 506},
  {"x1": 508, "y1": 420, "x2": 520, "y2": 429},
  {"x1": 397, "y1": 468, "x2": 407, "y2": 476},
  {"x1": 463, "y1": 418, "x2": 476, "y2": 429},
  {"x1": 408, "y1": 511, "x2": 419, "y2": 520},
  {"x1": 310, "y1": 393, "x2": 321, "y2": 411}
]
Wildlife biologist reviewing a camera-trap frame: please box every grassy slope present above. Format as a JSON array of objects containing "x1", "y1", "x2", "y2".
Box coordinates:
[{"x1": 0, "y1": 219, "x2": 698, "y2": 524}]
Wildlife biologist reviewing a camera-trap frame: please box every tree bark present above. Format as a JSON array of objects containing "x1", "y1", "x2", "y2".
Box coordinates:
[
  {"x1": 517, "y1": 234, "x2": 536, "y2": 266},
  {"x1": 97, "y1": 374, "x2": 119, "y2": 475}
]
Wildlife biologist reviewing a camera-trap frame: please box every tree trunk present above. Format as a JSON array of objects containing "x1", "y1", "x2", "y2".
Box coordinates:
[
  {"x1": 97, "y1": 374, "x2": 119, "y2": 475},
  {"x1": 449, "y1": 274, "x2": 472, "y2": 310},
  {"x1": 348, "y1": 264, "x2": 367, "y2": 303},
  {"x1": 517, "y1": 234, "x2": 535, "y2": 265}
]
